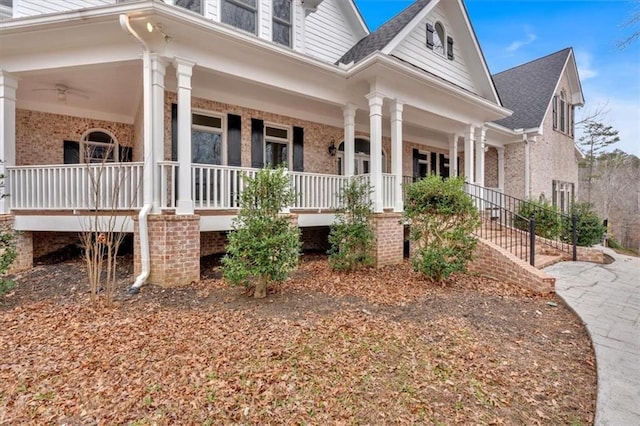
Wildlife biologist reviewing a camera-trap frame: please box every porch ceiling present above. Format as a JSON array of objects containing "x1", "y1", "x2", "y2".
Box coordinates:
[{"x1": 15, "y1": 61, "x2": 142, "y2": 124}]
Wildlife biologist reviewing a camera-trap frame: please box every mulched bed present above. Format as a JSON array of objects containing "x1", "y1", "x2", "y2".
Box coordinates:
[{"x1": 0, "y1": 253, "x2": 596, "y2": 425}]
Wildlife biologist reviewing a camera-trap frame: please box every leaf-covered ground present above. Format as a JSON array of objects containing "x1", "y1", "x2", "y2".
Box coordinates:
[{"x1": 1, "y1": 254, "x2": 596, "y2": 425}]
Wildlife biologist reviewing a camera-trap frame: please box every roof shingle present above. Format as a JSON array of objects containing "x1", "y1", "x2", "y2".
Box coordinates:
[
  {"x1": 492, "y1": 48, "x2": 572, "y2": 130},
  {"x1": 338, "y1": 0, "x2": 432, "y2": 65}
]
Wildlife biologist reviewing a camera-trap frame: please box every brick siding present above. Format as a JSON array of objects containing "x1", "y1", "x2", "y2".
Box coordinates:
[
  {"x1": 371, "y1": 212, "x2": 404, "y2": 268},
  {"x1": 468, "y1": 239, "x2": 555, "y2": 294},
  {"x1": 15, "y1": 109, "x2": 134, "y2": 166},
  {"x1": 133, "y1": 215, "x2": 200, "y2": 288}
]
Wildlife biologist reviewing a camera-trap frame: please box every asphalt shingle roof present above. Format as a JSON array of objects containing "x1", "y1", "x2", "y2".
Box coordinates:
[
  {"x1": 338, "y1": 0, "x2": 432, "y2": 65},
  {"x1": 492, "y1": 48, "x2": 572, "y2": 130}
]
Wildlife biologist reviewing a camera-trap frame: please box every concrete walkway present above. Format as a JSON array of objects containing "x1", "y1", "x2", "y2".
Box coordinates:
[{"x1": 544, "y1": 247, "x2": 640, "y2": 426}]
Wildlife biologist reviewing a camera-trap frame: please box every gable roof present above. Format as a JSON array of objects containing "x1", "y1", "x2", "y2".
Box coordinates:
[
  {"x1": 338, "y1": 0, "x2": 432, "y2": 65},
  {"x1": 492, "y1": 47, "x2": 572, "y2": 130}
]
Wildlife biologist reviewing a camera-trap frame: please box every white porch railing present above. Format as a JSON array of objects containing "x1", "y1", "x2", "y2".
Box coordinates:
[
  {"x1": 157, "y1": 163, "x2": 397, "y2": 211},
  {"x1": 290, "y1": 171, "x2": 350, "y2": 210},
  {"x1": 7, "y1": 163, "x2": 144, "y2": 210}
]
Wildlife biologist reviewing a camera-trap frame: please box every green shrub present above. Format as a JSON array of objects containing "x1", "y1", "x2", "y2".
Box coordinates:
[
  {"x1": 0, "y1": 231, "x2": 17, "y2": 298},
  {"x1": 221, "y1": 167, "x2": 301, "y2": 298},
  {"x1": 0, "y1": 170, "x2": 17, "y2": 298},
  {"x1": 561, "y1": 202, "x2": 606, "y2": 247},
  {"x1": 515, "y1": 200, "x2": 562, "y2": 240},
  {"x1": 404, "y1": 175, "x2": 480, "y2": 281},
  {"x1": 328, "y1": 178, "x2": 374, "y2": 271}
]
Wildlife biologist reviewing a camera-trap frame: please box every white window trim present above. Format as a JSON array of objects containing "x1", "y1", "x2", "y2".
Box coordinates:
[
  {"x1": 272, "y1": 0, "x2": 294, "y2": 48},
  {"x1": 80, "y1": 128, "x2": 119, "y2": 163},
  {"x1": 434, "y1": 21, "x2": 446, "y2": 57},
  {"x1": 264, "y1": 122, "x2": 291, "y2": 168},
  {"x1": 219, "y1": 0, "x2": 260, "y2": 37},
  {"x1": 192, "y1": 108, "x2": 226, "y2": 165}
]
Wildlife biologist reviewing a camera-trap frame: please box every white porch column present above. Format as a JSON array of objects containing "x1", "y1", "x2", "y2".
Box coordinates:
[
  {"x1": 366, "y1": 92, "x2": 384, "y2": 213},
  {"x1": 0, "y1": 72, "x2": 17, "y2": 214},
  {"x1": 390, "y1": 100, "x2": 404, "y2": 212},
  {"x1": 343, "y1": 103, "x2": 356, "y2": 177},
  {"x1": 174, "y1": 58, "x2": 195, "y2": 215},
  {"x1": 151, "y1": 54, "x2": 167, "y2": 213},
  {"x1": 475, "y1": 127, "x2": 486, "y2": 186},
  {"x1": 497, "y1": 146, "x2": 505, "y2": 191},
  {"x1": 464, "y1": 126, "x2": 475, "y2": 183},
  {"x1": 448, "y1": 133, "x2": 459, "y2": 177}
]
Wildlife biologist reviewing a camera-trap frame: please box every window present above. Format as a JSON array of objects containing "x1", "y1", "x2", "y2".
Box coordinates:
[
  {"x1": 552, "y1": 180, "x2": 574, "y2": 214},
  {"x1": 221, "y1": 0, "x2": 257, "y2": 34},
  {"x1": 192, "y1": 112, "x2": 224, "y2": 165},
  {"x1": 426, "y1": 21, "x2": 453, "y2": 59},
  {"x1": 272, "y1": 0, "x2": 292, "y2": 47},
  {"x1": 433, "y1": 22, "x2": 445, "y2": 55},
  {"x1": 175, "y1": 0, "x2": 202, "y2": 14},
  {"x1": 265, "y1": 125, "x2": 289, "y2": 167},
  {"x1": 82, "y1": 130, "x2": 118, "y2": 163},
  {"x1": 337, "y1": 139, "x2": 386, "y2": 175},
  {"x1": 552, "y1": 95, "x2": 558, "y2": 130},
  {"x1": 560, "y1": 91, "x2": 566, "y2": 133},
  {"x1": 0, "y1": 0, "x2": 12, "y2": 20}
]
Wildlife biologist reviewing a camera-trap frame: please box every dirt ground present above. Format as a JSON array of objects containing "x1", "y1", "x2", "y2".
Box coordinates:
[{"x1": 0, "y1": 251, "x2": 596, "y2": 425}]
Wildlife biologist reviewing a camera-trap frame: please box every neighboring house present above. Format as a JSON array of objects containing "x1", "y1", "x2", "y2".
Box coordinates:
[{"x1": 0, "y1": 0, "x2": 583, "y2": 286}]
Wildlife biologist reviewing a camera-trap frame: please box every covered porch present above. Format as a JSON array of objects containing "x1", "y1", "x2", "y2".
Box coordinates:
[{"x1": 0, "y1": 2, "x2": 511, "y2": 285}]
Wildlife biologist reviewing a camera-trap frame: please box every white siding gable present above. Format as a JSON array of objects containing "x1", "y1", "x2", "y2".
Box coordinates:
[
  {"x1": 304, "y1": 0, "x2": 366, "y2": 63},
  {"x1": 391, "y1": 3, "x2": 477, "y2": 94},
  {"x1": 14, "y1": 0, "x2": 114, "y2": 18}
]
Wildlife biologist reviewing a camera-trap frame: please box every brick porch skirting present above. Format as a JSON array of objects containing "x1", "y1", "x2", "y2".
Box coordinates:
[
  {"x1": 134, "y1": 214, "x2": 200, "y2": 288},
  {"x1": 371, "y1": 212, "x2": 404, "y2": 268}
]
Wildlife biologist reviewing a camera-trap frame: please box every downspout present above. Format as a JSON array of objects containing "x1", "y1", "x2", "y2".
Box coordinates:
[
  {"x1": 120, "y1": 14, "x2": 153, "y2": 294},
  {"x1": 523, "y1": 134, "x2": 531, "y2": 200}
]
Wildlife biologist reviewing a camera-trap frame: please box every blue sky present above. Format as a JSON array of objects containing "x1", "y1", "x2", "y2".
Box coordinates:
[{"x1": 355, "y1": 0, "x2": 640, "y2": 156}]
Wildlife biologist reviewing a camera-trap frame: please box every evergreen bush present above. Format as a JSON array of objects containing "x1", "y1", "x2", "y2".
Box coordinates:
[
  {"x1": 328, "y1": 178, "x2": 374, "y2": 271},
  {"x1": 404, "y1": 175, "x2": 479, "y2": 281},
  {"x1": 222, "y1": 167, "x2": 301, "y2": 298}
]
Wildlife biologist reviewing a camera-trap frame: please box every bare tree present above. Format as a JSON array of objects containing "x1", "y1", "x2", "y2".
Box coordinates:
[
  {"x1": 78, "y1": 145, "x2": 139, "y2": 305},
  {"x1": 618, "y1": 0, "x2": 640, "y2": 49}
]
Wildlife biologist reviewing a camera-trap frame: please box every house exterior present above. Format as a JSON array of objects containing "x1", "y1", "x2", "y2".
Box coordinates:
[
  {"x1": 485, "y1": 48, "x2": 584, "y2": 213},
  {"x1": 0, "y1": 0, "x2": 583, "y2": 287}
]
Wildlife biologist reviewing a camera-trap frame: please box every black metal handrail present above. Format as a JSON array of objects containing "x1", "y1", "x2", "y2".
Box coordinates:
[{"x1": 464, "y1": 182, "x2": 577, "y2": 266}]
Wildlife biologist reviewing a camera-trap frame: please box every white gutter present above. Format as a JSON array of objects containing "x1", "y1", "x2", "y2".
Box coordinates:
[{"x1": 120, "y1": 13, "x2": 153, "y2": 294}]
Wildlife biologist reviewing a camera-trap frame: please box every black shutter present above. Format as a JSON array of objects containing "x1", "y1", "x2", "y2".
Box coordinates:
[
  {"x1": 426, "y1": 23, "x2": 434, "y2": 49},
  {"x1": 171, "y1": 103, "x2": 178, "y2": 161},
  {"x1": 63, "y1": 140, "x2": 80, "y2": 164},
  {"x1": 552, "y1": 96, "x2": 558, "y2": 130},
  {"x1": 430, "y1": 152, "x2": 437, "y2": 175},
  {"x1": 292, "y1": 126, "x2": 304, "y2": 172},
  {"x1": 446, "y1": 36, "x2": 454, "y2": 60},
  {"x1": 439, "y1": 154, "x2": 448, "y2": 178},
  {"x1": 119, "y1": 145, "x2": 132, "y2": 162},
  {"x1": 227, "y1": 114, "x2": 242, "y2": 166},
  {"x1": 251, "y1": 118, "x2": 264, "y2": 168},
  {"x1": 412, "y1": 149, "x2": 420, "y2": 181}
]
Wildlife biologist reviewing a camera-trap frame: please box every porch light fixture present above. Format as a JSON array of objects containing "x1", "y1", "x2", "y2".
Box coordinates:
[
  {"x1": 328, "y1": 140, "x2": 337, "y2": 156},
  {"x1": 146, "y1": 21, "x2": 171, "y2": 42}
]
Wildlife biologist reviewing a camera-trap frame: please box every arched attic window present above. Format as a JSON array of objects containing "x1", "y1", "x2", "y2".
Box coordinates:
[
  {"x1": 81, "y1": 129, "x2": 119, "y2": 163},
  {"x1": 337, "y1": 138, "x2": 387, "y2": 175},
  {"x1": 426, "y1": 21, "x2": 454, "y2": 59}
]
